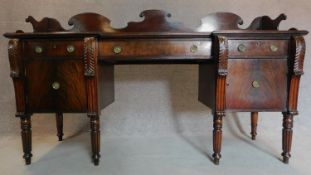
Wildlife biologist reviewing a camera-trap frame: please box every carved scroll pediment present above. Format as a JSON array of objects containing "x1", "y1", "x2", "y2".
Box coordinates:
[
  {"x1": 68, "y1": 13, "x2": 116, "y2": 32},
  {"x1": 247, "y1": 14, "x2": 287, "y2": 30},
  {"x1": 197, "y1": 12, "x2": 243, "y2": 32},
  {"x1": 22, "y1": 10, "x2": 289, "y2": 33},
  {"x1": 117, "y1": 10, "x2": 193, "y2": 32},
  {"x1": 25, "y1": 16, "x2": 65, "y2": 32}
]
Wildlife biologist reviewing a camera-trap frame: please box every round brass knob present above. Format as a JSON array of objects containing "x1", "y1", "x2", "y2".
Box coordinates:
[
  {"x1": 35, "y1": 46, "x2": 43, "y2": 53},
  {"x1": 67, "y1": 45, "x2": 75, "y2": 53},
  {"x1": 238, "y1": 44, "x2": 246, "y2": 52},
  {"x1": 52, "y1": 81, "x2": 60, "y2": 90},
  {"x1": 190, "y1": 44, "x2": 198, "y2": 53},
  {"x1": 270, "y1": 44, "x2": 278, "y2": 52},
  {"x1": 113, "y1": 46, "x2": 122, "y2": 54},
  {"x1": 252, "y1": 81, "x2": 260, "y2": 88}
]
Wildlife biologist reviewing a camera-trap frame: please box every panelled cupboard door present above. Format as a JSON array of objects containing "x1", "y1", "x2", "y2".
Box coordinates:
[
  {"x1": 26, "y1": 60, "x2": 87, "y2": 112},
  {"x1": 226, "y1": 59, "x2": 287, "y2": 111}
]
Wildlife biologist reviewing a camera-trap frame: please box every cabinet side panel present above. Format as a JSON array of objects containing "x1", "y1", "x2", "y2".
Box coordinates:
[
  {"x1": 98, "y1": 63, "x2": 115, "y2": 109},
  {"x1": 198, "y1": 64, "x2": 216, "y2": 110}
]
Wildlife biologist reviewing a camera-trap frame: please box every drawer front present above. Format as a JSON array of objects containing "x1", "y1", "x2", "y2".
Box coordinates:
[
  {"x1": 99, "y1": 39, "x2": 212, "y2": 61},
  {"x1": 24, "y1": 40, "x2": 84, "y2": 58},
  {"x1": 26, "y1": 60, "x2": 87, "y2": 112},
  {"x1": 226, "y1": 59, "x2": 287, "y2": 111},
  {"x1": 228, "y1": 40, "x2": 288, "y2": 58}
]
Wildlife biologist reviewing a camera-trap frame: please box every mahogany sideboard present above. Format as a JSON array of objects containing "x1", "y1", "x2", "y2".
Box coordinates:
[{"x1": 4, "y1": 10, "x2": 308, "y2": 166}]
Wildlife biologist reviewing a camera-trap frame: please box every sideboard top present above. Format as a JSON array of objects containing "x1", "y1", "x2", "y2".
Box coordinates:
[{"x1": 3, "y1": 9, "x2": 308, "y2": 39}]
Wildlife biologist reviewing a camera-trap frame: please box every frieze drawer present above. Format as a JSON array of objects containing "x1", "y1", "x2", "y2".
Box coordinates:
[
  {"x1": 99, "y1": 39, "x2": 212, "y2": 61},
  {"x1": 24, "y1": 40, "x2": 84, "y2": 58},
  {"x1": 228, "y1": 40, "x2": 288, "y2": 58}
]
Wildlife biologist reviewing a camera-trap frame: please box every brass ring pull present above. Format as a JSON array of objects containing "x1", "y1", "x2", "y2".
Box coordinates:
[
  {"x1": 252, "y1": 81, "x2": 260, "y2": 88},
  {"x1": 270, "y1": 44, "x2": 278, "y2": 52},
  {"x1": 190, "y1": 44, "x2": 198, "y2": 53},
  {"x1": 52, "y1": 81, "x2": 60, "y2": 90},
  {"x1": 113, "y1": 46, "x2": 122, "y2": 54},
  {"x1": 67, "y1": 45, "x2": 75, "y2": 53},
  {"x1": 237, "y1": 44, "x2": 246, "y2": 52},
  {"x1": 35, "y1": 46, "x2": 43, "y2": 53}
]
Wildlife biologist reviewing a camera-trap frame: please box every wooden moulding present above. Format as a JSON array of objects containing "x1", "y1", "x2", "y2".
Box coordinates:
[
  {"x1": 286, "y1": 36, "x2": 306, "y2": 115},
  {"x1": 4, "y1": 10, "x2": 305, "y2": 37},
  {"x1": 8, "y1": 39, "x2": 26, "y2": 115}
]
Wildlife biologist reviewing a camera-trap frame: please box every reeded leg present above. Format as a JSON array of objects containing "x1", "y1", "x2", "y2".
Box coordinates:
[
  {"x1": 56, "y1": 113, "x2": 64, "y2": 141},
  {"x1": 213, "y1": 112, "x2": 224, "y2": 165},
  {"x1": 282, "y1": 112, "x2": 294, "y2": 164},
  {"x1": 20, "y1": 115, "x2": 32, "y2": 165},
  {"x1": 89, "y1": 114, "x2": 100, "y2": 166},
  {"x1": 251, "y1": 112, "x2": 258, "y2": 140}
]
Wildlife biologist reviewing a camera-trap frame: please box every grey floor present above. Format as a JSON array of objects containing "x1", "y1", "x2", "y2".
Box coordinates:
[{"x1": 1, "y1": 112, "x2": 311, "y2": 175}]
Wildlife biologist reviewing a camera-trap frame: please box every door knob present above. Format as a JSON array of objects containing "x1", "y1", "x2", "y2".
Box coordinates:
[{"x1": 52, "y1": 81, "x2": 60, "y2": 90}]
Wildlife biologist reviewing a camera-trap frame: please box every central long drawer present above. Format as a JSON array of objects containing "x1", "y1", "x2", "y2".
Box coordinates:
[{"x1": 99, "y1": 39, "x2": 212, "y2": 62}]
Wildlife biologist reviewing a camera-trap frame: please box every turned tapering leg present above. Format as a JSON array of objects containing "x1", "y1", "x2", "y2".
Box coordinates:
[
  {"x1": 56, "y1": 113, "x2": 64, "y2": 141},
  {"x1": 213, "y1": 112, "x2": 224, "y2": 165},
  {"x1": 89, "y1": 114, "x2": 100, "y2": 166},
  {"x1": 251, "y1": 112, "x2": 258, "y2": 140},
  {"x1": 20, "y1": 115, "x2": 32, "y2": 165},
  {"x1": 282, "y1": 112, "x2": 294, "y2": 164}
]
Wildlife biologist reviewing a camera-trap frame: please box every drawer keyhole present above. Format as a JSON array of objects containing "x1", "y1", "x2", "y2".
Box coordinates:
[
  {"x1": 252, "y1": 81, "x2": 260, "y2": 88},
  {"x1": 52, "y1": 82, "x2": 60, "y2": 90}
]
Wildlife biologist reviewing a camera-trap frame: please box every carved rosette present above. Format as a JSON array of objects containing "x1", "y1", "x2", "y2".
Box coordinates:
[
  {"x1": 83, "y1": 37, "x2": 97, "y2": 77},
  {"x1": 293, "y1": 36, "x2": 306, "y2": 76}
]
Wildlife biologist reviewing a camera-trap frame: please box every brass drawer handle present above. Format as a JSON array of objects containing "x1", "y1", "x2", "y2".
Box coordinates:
[
  {"x1": 190, "y1": 44, "x2": 198, "y2": 53},
  {"x1": 113, "y1": 46, "x2": 122, "y2": 54},
  {"x1": 34, "y1": 46, "x2": 43, "y2": 53},
  {"x1": 252, "y1": 80, "x2": 260, "y2": 88},
  {"x1": 237, "y1": 44, "x2": 246, "y2": 52},
  {"x1": 270, "y1": 44, "x2": 278, "y2": 52},
  {"x1": 67, "y1": 45, "x2": 75, "y2": 53},
  {"x1": 52, "y1": 81, "x2": 60, "y2": 90}
]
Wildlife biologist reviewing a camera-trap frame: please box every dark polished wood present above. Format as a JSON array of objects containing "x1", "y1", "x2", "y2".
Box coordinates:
[
  {"x1": 226, "y1": 59, "x2": 287, "y2": 111},
  {"x1": 89, "y1": 114, "x2": 100, "y2": 166},
  {"x1": 251, "y1": 112, "x2": 258, "y2": 140},
  {"x1": 84, "y1": 37, "x2": 101, "y2": 165},
  {"x1": 56, "y1": 113, "x2": 64, "y2": 141},
  {"x1": 213, "y1": 112, "x2": 223, "y2": 165},
  {"x1": 100, "y1": 39, "x2": 212, "y2": 62},
  {"x1": 20, "y1": 115, "x2": 32, "y2": 165},
  {"x1": 26, "y1": 59, "x2": 87, "y2": 112},
  {"x1": 4, "y1": 10, "x2": 308, "y2": 166},
  {"x1": 228, "y1": 40, "x2": 288, "y2": 58},
  {"x1": 24, "y1": 39, "x2": 84, "y2": 58},
  {"x1": 282, "y1": 112, "x2": 293, "y2": 163}
]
